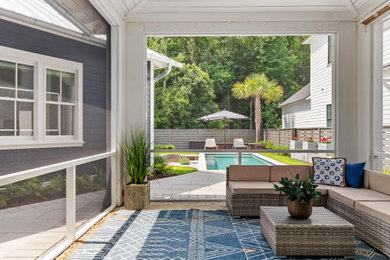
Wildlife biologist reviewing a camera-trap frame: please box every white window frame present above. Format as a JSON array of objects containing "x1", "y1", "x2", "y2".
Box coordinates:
[{"x1": 0, "y1": 45, "x2": 83, "y2": 150}]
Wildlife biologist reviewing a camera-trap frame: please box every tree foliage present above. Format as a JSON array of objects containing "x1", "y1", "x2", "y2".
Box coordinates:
[
  {"x1": 148, "y1": 36, "x2": 309, "y2": 129},
  {"x1": 233, "y1": 73, "x2": 283, "y2": 142}
]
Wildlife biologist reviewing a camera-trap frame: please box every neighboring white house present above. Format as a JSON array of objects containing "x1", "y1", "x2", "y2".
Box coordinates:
[
  {"x1": 278, "y1": 35, "x2": 333, "y2": 129},
  {"x1": 383, "y1": 20, "x2": 390, "y2": 126}
]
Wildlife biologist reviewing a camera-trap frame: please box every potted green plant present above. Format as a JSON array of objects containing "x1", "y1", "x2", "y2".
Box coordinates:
[
  {"x1": 274, "y1": 174, "x2": 321, "y2": 219},
  {"x1": 122, "y1": 130, "x2": 151, "y2": 210}
]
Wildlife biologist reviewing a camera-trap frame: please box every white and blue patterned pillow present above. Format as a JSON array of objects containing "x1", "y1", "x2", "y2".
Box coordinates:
[{"x1": 312, "y1": 157, "x2": 346, "y2": 186}]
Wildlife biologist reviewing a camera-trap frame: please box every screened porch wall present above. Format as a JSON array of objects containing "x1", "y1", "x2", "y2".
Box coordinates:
[{"x1": 0, "y1": 18, "x2": 110, "y2": 176}]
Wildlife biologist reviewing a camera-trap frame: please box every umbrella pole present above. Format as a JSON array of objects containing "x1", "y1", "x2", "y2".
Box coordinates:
[{"x1": 224, "y1": 118, "x2": 227, "y2": 149}]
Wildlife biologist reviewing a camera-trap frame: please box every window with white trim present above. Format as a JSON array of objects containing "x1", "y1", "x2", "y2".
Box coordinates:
[
  {"x1": 46, "y1": 69, "x2": 75, "y2": 136},
  {"x1": 0, "y1": 46, "x2": 83, "y2": 149},
  {"x1": 0, "y1": 61, "x2": 34, "y2": 136}
]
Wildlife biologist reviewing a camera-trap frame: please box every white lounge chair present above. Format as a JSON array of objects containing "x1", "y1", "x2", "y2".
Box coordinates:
[
  {"x1": 204, "y1": 138, "x2": 217, "y2": 149},
  {"x1": 233, "y1": 138, "x2": 248, "y2": 149}
]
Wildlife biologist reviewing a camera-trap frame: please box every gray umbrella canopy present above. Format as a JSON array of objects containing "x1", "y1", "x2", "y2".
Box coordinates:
[
  {"x1": 197, "y1": 110, "x2": 250, "y2": 148},
  {"x1": 197, "y1": 110, "x2": 249, "y2": 121}
]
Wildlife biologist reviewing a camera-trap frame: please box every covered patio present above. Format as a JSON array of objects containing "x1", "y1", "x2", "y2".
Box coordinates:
[{"x1": 0, "y1": 0, "x2": 389, "y2": 259}]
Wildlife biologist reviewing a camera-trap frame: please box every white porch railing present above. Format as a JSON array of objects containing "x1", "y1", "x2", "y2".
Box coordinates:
[{"x1": 0, "y1": 151, "x2": 117, "y2": 260}]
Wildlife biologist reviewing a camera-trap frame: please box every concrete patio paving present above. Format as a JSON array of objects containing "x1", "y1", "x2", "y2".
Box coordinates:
[
  {"x1": 150, "y1": 171, "x2": 226, "y2": 200},
  {"x1": 0, "y1": 190, "x2": 109, "y2": 259}
]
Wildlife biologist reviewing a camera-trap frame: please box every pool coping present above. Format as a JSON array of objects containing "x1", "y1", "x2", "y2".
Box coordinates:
[{"x1": 198, "y1": 152, "x2": 285, "y2": 171}]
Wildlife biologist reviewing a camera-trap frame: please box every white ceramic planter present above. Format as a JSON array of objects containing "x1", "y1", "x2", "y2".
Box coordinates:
[
  {"x1": 302, "y1": 141, "x2": 317, "y2": 150},
  {"x1": 318, "y1": 143, "x2": 332, "y2": 150},
  {"x1": 318, "y1": 143, "x2": 332, "y2": 158},
  {"x1": 290, "y1": 140, "x2": 302, "y2": 150}
]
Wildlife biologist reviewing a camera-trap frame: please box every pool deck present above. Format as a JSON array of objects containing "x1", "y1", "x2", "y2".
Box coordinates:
[
  {"x1": 152, "y1": 153, "x2": 284, "y2": 201},
  {"x1": 150, "y1": 171, "x2": 226, "y2": 201}
]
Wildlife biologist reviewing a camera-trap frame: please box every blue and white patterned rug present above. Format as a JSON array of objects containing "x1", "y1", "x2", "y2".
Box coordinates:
[{"x1": 67, "y1": 209, "x2": 388, "y2": 259}]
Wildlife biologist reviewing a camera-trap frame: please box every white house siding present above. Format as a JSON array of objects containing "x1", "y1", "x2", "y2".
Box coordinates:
[
  {"x1": 307, "y1": 35, "x2": 332, "y2": 128},
  {"x1": 281, "y1": 35, "x2": 332, "y2": 128},
  {"x1": 383, "y1": 23, "x2": 390, "y2": 126},
  {"x1": 281, "y1": 101, "x2": 312, "y2": 128}
]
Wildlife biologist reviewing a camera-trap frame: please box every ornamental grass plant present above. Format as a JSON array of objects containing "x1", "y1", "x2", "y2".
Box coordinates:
[{"x1": 122, "y1": 130, "x2": 151, "y2": 185}]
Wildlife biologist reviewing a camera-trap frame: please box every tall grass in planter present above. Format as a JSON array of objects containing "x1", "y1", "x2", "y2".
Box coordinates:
[{"x1": 122, "y1": 130, "x2": 151, "y2": 209}]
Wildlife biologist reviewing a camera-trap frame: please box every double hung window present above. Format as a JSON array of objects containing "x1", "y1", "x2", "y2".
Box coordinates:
[{"x1": 0, "y1": 46, "x2": 83, "y2": 149}]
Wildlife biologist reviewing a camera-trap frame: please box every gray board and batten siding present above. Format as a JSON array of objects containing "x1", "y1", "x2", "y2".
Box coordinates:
[{"x1": 0, "y1": 19, "x2": 110, "y2": 176}]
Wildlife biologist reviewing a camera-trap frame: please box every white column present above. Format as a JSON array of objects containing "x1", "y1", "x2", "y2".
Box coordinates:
[
  {"x1": 126, "y1": 23, "x2": 147, "y2": 131},
  {"x1": 335, "y1": 22, "x2": 358, "y2": 162}
]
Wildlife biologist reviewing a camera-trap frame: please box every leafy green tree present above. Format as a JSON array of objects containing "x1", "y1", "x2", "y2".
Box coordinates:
[
  {"x1": 154, "y1": 64, "x2": 222, "y2": 129},
  {"x1": 148, "y1": 35, "x2": 310, "y2": 130},
  {"x1": 233, "y1": 73, "x2": 283, "y2": 142}
]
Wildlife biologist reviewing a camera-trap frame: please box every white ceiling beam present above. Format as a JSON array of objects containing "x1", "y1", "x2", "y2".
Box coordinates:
[
  {"x1": 148, "y1": 0, "x2": 344, "y2": 6},
  {"x1": 342, "y1": 0, "x2": 359, "y2": 18},
  {"x1": 126, "y1": 11, "x2": 356, "y2": 23},
  {"x1": 136, "y1": 6, "x2": 350, "y2": 13},
  {"x1": 143, "y1": 21, "x2": 339, "y2": 36}
]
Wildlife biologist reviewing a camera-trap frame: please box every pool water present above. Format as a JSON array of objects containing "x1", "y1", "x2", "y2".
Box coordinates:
[{"x1": 205, "y1": 153, "x2": 273, "y2": 170}]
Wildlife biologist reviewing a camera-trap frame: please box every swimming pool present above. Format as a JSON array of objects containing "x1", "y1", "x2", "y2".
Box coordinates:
[{"x1": 205, "y1": 153, "x2": 274, "y2": 170}]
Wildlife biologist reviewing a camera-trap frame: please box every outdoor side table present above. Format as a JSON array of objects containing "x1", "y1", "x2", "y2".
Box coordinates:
[{"x1": 260, "y1": 206, "x2": 355, "y2": 257}]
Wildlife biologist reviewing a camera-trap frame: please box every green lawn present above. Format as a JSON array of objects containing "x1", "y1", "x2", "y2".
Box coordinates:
[
  {"x1": 260, "y1": 153, "x2": 311, "y2": 165},
  {"x1": 170, "y1": 166, "x2": 198, "y2": 175}
]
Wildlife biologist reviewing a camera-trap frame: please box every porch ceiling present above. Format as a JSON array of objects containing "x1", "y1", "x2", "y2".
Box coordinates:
[{"x1": 114, "y1": 0, "x2": 387, "y2": 22}]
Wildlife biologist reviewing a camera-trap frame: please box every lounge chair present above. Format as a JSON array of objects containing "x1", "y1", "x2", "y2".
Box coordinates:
[
  {"x1": 204, "y1": 138, "x2": 217, "y2": 149},
  {"x1": 233, "y1": 138, "x2": 248, "y2": 149}
]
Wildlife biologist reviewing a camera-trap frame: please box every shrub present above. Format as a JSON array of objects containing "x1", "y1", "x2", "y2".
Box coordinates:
[
  {"x1": 154, "y1": 154, "x2": 166, "y2": 164},
  {"x1": 167, "y1": 144, "x2": 175, "y2": 149},
  {"x1": 180, "y1": 157, "x2": 190, "y2": 165},
  {"x1": 154, "y1": 145, "x2": 162, "y2": 149},
  {"x1": 153, "y1": 154, "x2": 171, "y2": 175},
  {"x1": 162, "y1": 145, "x2": 168, "y2": 149},
  {"x1": 259, "y1": 141, "x2": 290, "y2": 156}
]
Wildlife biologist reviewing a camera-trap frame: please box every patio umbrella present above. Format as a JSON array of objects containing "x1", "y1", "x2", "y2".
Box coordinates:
[{"x1": 197, "y1": 110, "x2": 250, "y2": 148}]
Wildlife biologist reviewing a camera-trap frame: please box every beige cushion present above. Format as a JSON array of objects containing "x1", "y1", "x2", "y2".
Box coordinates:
[
  {"x1": 329, "y1": 187, "x2": 390, "y2": 207},
  {"x1": 368, "y1": 171, "x2": 390, "y2": 196},
  {"x1": 313, "y1": 184, "x2": 336, "y2": 195},
  {"x1": 356, "y1": 201, "x2": 390, "y2": 223},
  {"x1": 272, "y1": 182, "x2": 330, "y2": 195},
  {"x1": 270, "y1": 165, "x2": 313, "y2": 182},
  {"x1": 228, "y1": 165, "x2": 270, "y2": 181},
  {"x1": 229, "y1": 181, "x2": 280, "y2": 195},
  {"x1": 363, "y1": 170, "x2": 370, "y2": 188}
]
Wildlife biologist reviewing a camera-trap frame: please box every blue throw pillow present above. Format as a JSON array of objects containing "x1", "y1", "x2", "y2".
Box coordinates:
[{"x1": 345, "y1": 162, "x2": 366, "y2": 188}]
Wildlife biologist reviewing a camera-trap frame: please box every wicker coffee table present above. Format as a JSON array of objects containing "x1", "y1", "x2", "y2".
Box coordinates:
[{"x1": 260, "y1": 206, "x2": 355, "y2": 257}]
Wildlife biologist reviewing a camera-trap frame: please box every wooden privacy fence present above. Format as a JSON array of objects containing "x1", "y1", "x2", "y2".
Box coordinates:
[
  {"x1": 263, "y1": 127, "x2": 332, "y2": 147},
  {"x1": 154, "y1": 129, "x2": 256, "y2": 149}
]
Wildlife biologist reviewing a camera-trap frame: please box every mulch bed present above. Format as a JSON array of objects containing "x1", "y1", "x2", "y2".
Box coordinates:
[{"x1": 147, "y1": 173, "x2": 177, "y2": 181}]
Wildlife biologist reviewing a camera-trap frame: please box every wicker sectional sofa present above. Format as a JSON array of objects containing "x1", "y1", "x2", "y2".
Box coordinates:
[{"x1": 226, "y1": 165, "x2": 390, "y2": 257}]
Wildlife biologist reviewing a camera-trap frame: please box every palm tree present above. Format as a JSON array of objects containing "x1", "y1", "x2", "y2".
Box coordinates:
[{"x1": 232, "y1": 73, "x2": 283, "y2": 143}]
